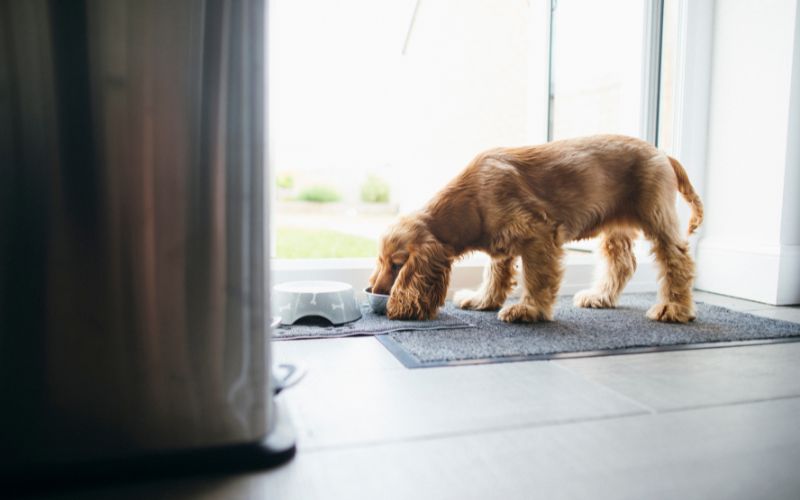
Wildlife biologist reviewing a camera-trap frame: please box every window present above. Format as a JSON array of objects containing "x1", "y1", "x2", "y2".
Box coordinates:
[
  {"x1": 548, "y1": 0, "x2": 647, "y2": 140},
  {"x1": 548, "y1": 0, "x2": 671, "y2": 253},
  {"x1": 269, "y1": 0, "x2": 678, "y2": 286},
  {"x1": 269, "y1": 0, "x2": 541, "y2": 260}
]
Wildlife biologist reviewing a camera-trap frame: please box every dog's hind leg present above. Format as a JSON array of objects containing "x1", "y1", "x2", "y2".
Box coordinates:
[
  {"x1": 574, "y1": 229, "x2": 637, "y2": 308},
  {"x1": 498, "y1": 238, "x2": 564, "y2": 323},
  {"x1": 454, "y1": 256, "x2": 516, "y2": 311},
  {"x1": 644, "y1": 213, "x2": 696, "y2": 323}
]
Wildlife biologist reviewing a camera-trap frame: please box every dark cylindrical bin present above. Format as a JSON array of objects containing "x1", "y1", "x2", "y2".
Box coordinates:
[{"x1": 0, "y1": 0, "x2": 293, "y2": 483}]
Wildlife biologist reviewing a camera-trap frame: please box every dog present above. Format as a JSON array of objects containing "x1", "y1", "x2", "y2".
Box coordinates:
[{"x1": 369, "y1": 134, "x2": 703, "y2": 323}]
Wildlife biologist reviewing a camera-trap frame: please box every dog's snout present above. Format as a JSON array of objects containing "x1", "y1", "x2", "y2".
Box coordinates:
[
  {"x1": 371, "y1": 269, "x2": 396, "y2": 296},
  {"x1": 372, "y1": 278, "x2": 393, "y2": 296}
]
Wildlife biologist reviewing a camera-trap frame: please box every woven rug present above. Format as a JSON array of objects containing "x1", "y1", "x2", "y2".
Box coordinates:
[{"x1": 375, "y1": 293, "x2": 800, "y2": 368}]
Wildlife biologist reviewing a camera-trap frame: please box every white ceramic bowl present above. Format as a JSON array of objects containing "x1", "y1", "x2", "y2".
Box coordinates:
[
  {"x1": 364, "y1": 286, "x2": 389, "y2": 315},
  {"x1": 273, "y1": 281, "x2": 361, "y2": 325}
]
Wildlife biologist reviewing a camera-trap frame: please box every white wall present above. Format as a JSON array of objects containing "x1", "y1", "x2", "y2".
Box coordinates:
[
  {"x1": 695, "y1": 0, "x2": 800, "y2": 304},
  {"x1": 779, "y1": 0, "x2": 800, "y2": 301}
]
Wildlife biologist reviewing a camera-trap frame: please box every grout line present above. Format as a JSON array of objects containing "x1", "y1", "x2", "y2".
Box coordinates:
[
  {"x1": 294, "y1": 394, "x2": 800, "y2": 456},
  {"x1": 549, "y1": 361, "x2": 658, "y2": 415},
  {"x1": 551, "y1": 358, "x2": 800, "y2": 416},
  {"x1": 692, "y1": 293, "x2": 771, "y2": 312},
  {"x1": 745, "y1": 309, "x2": 800, "y2": 324},
  {"x1": 273, "y1": 336, "x2": 412, "y2": 372},
  {"x1": 295, "y1": 408, "x2": 650, "y2": 455},
  {"x1": 655, "y1": 393, "x2": 800, "y2": 415}
]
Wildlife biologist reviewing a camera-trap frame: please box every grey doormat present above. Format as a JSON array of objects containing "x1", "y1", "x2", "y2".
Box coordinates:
[
  {"x1": 273, "y1": 304, "x2": 474, "y2": 340},
  {"x1": 375, "y1": 293, "x2": 800, "y2": 368}
]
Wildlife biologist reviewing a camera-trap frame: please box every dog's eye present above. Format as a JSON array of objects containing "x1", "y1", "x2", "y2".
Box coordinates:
[{"x1": 391, "y1": 263, "x2": 402, "y2": 272}]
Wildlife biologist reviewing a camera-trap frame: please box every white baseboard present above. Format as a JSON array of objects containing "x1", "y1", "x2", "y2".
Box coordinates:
[
  {"x1": 490, "y1": 253, "x2": 659, "y2": 299},
  {"x1": 272, "y1": 252, "x2": 660, "y2": 301},
  {"x1": 695, "y1": 239, "x2": 800, "y2": 305}
]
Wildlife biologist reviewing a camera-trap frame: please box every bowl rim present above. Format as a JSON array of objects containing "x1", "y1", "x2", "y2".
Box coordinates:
[{"x1": 363, "y1": 286, "x2": 389, "y2": 297}]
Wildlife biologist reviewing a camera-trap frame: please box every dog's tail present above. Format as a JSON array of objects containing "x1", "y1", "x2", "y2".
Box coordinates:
[{"x1": 667, "y1": 156, "x2": 703, "y2": 235}]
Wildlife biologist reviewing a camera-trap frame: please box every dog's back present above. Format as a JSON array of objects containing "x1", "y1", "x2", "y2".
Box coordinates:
[{"x1": 472, "y1": 134, "x2": 701, "y2": 241}]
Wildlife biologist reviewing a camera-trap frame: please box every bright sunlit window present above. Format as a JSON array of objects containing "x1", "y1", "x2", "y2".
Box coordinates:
[
  {"x1": 269, "y1": 0, "x2": 677, "y2": 260},
  {"x1": 549, "y1": 0, "x2": 646, "y2": 140}
]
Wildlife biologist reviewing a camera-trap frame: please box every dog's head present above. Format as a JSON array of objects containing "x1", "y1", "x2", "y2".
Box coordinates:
[{"x1": 369, "y1": 215, "x2": 453, "y2": 320}]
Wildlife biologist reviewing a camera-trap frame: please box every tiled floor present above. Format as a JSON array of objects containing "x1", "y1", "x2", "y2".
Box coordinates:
[{"x1": 48, "y1": 292, "x2": 800, "y2": 500}]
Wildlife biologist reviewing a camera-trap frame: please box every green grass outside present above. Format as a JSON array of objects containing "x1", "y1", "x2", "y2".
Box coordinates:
[{"x1": 276, "y1": 227, "x2": 377, "y2": 259}]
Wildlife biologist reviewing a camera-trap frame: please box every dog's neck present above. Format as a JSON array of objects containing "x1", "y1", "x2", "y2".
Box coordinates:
[{"x1": 420, "y1": 187, "x2": 482, "y2": 257}]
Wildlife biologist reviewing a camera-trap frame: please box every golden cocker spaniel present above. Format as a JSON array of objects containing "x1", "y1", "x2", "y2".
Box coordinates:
[{"x1": 369, "y1": 135, "x2": 703, "y2": 323}]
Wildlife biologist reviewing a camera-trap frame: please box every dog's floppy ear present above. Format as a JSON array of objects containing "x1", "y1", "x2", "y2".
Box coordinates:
[{"x1": 386, "y1": 239, "x2": 452, "y2": 320}]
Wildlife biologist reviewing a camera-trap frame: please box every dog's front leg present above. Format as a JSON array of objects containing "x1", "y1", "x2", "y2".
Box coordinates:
[
  {"x1": 454, "y1": 256, "x2": 516, "y2": 311},
  {"x1": 498, "y1": 239, "x2": 564, "y2": 323}
]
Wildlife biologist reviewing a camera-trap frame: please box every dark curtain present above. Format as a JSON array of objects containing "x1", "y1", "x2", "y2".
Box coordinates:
[{"x1": 0, "y1": 0, "x2": 269, "y2": 465}]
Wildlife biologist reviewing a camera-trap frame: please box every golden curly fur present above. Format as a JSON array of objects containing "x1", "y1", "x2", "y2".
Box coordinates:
[{"x1": 369, "y1": 134, "x2": 703, "y2": 323}]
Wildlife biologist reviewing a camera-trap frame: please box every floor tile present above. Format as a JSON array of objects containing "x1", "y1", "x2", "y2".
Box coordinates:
[
  {"x1": 748, "y1": 307, "x2": 800, "y2": 323},
  {"x1": 272, "y1": 336, "x2": 405, "y2": 373},
  {"x1": 62, "y1": 397, "x2": 800, "y2": 500},
  {"x1": 555, "y1": 342, "x2": 800, "y2": 411},
  {"x1": 692, "y1": 290, "x2": 772, "y2": 311},
  {"x1": 282, "y1": 360, "x2": 647, "y2": 450}
]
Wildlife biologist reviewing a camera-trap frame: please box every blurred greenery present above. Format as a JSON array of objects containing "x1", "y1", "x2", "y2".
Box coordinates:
[
  {"x1": 276, "y1": 227, "x2": 376, "y2": 258},
  {"x1": 276, "y1": 172, "x2": 294, "y2": 189},
  {"x1": 360, "y1": 174, "x2": 390, "y2": 203},
  {"x1": 296, "y1": 185, "x2": 342, "y2": 203}
]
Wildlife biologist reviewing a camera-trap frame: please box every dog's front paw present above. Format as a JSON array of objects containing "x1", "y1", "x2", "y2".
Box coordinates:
[
  {"x1": 646, "y1": 302, "x2": 696, "y2": 323},
  {"x1": 453, "y1": 289, "x2": 503, "y2": 311},
  {"x1": 498, "y1": 302, "x2": 552, "y2": 323},
  {"x1": 573, "y1": 289, "x2": 616, "y2": 309},
  {"x1": 453, "y1": 289, "x2": 478, "y2": 309}
]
